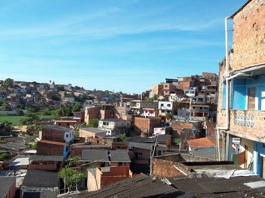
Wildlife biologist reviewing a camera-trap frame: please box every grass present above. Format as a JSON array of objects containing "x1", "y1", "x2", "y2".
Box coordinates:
[{"x1": 0, "y1": 115, "x2": 53, "y2": 126}]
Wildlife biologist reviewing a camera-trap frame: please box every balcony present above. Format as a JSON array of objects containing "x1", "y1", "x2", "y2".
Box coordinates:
[{"x1": 219, "y1": 109, "x2": 265, "y2": 142}]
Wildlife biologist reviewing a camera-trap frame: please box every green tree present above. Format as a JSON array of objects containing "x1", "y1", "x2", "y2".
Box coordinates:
[
  {"x1": 1, "y1": 102, "x2": 12, "y2": 111},
  {"x1": 15, "y1": 108, "x2": 24, "y2": 116},
  {"x1": 67, "y1": 156, "x2": 81, "y2": 168},
  {"x1": 118, "y1": 134, "x2": 128, "y2": 142},
  {"x1": 87, "y1": 118, "x2": 98, "y2": 128},
  {"x1": 52, "y1": 104, "x2": 71, "y2": 119},
  {"x1": 59, "y1": 167, "x2": 86, "y2": 192},
  {"x1": 0, "y1": 153, "x2": 10, "y2": 160},
  {"x1": 20, "y1": 112, "x2": 40, "y2": 125},
  {"x1": 71, "y1": 102, "x2": 82, "y2": 112},
  {"x1": 0, "y1": 120, "x2": 13, "y2": 133},
  {"x1": 3, "y1": 78, "x2": 14, "y2": 88},
  {"x1": 72, "y1": 124, "x2": 80, "y2": 138}
]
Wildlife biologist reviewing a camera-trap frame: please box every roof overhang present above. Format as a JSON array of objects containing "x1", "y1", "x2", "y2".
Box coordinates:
[{"x1": 232, "y1": 63, "x2": 265, "y2": 78}]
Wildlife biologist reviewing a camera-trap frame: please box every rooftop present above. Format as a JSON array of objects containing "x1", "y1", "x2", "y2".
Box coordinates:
[
  {"x1": 43, "y1": 125, "x2": 73, "y2": 133},
  {"x1": 81, "y1": 149, "x2": 131, "y2": 163},
  {"x1": 79, "y1": 127, "x2": 106, "y2": 133},
  {"x1": 29, "y1": 155, "x2": 64, "y2": 162},
  {"x1": 0, "y1": 177, "x2": 16, "y2": 196},
  {"x1": 22, "y1": 170, "x2": 59, "y2": 187},
  {"x1": 187, "y1": 137, "x2": 215, "y2": 150}
]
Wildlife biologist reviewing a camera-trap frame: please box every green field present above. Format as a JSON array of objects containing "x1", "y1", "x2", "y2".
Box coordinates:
[{"x1": 0, "y1": 115, "x2": 53, "y2": 126}]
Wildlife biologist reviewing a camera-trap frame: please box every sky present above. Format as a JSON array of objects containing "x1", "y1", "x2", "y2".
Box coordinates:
[{"x1": 0, "y1": 0, "x2": 247, "y2": 94}]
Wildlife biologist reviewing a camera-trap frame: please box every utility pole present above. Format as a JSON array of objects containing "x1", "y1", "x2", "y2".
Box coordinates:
[{"x1": 149, "y1": 135, "x2": 159, "y2": 176}]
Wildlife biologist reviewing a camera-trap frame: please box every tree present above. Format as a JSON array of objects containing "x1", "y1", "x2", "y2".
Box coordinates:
[
  {"x1": 15, "y1": 108, "x2": 24, "y2": 116},
  {"x1": 67, "y1": 156, "x2": 81, "y2": 168},
  {"x1": 118, "y1": 134, "x2": 128, "y2": 142},
  {"x1": 87, "y1": 119, "x2": 98, "y2": 128},
  {"x1": 0, "y1": 153, "x2": 10, "y2": 160},
  {"x1": 58, "y1": 167, "x2": 86, "y2": 192},
  {"x1": 71, "y1": 102, "x2": 82, "y2": 112},
  {"x1": 0, "y1": 120, "x2": 13, "y2": 133},
  {"x1": 3, "y1": 78, "x2": 14, "y2": 88},
  {"x1": 20, "y1": 112, "x2": 40, "y2": 125},
  {"x1": 72, "y1": 124, "x2": 80, "y2": 138},
  {"x1": 52, "y1": 104, "x2": 71, "y2": 119},
  {"x1": 1, "y1": 102, "x2": 12, "y2": 111}
]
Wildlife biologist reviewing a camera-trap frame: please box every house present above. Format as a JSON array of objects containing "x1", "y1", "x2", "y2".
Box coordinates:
[
  {"x1": 133, "y1": 116, "x2": 161, "y2": 137},
  {"x1": 21, "y1": 170, "x2": 60, "y2": 198},
  {"x1": 37, "y1": 140, "x2": 69, "y2": 158},
  {"x1": 28, "y1": 155, "x2": 64, "y2": 171},
  {"x1": 128, "y1": 140, "x2": 168, "y2": 166},
  {"x1": 79, "y1": 126, "x2": 107, "y2": 140},
  {"x1": 78, "y1": 174, "x2": 179, "y2": 198},
  {"x1": 40, "y1": 125, "x2": 74, "y2": 143},
  {"x1": 80, "y1": 149, "x2": 131, "y2": 170},
  {"x1": 217, "y1": 0, "x2": 265, "y2": 178},
  {"x1": 149, "y1": 84, "x2": 163, "y2": 98},
  {"x1": 98, "y1": 118, "x2": 131, "y2": 136},
  {"x1": 87, "y1": 166, "x2": 133, "y2": 191},
  {"x1": 158, "y1": 101, "x2": 175, "y2": 117},
  {"x1": 8, "y1": 156, "x2": 30, "y2": 173},
  {"x1": 54, "y1": 119, "x2": 77, "y2": 128},
  {"x1": 187, "y1": 137, "x2": 216, "y2": 160},
  {"x1": 172, "y1": 119, "x2": 204, "y2": 149},
  {"x1": 0, "y1": 177, "x2": 16, "y2": 198},
  {"x1": 70, "y1": 143, "x2": 111, "y2": 157},
  {"x1": 84, "y1": 105, "x2": 100, "y2": 125},
  {"x1": 100, "y1": 104, "x2": 115, "y2": 119},
  {"x1": 129, "y1": 100, "x2": 158, "y2": 116},
  {"x1": 189, "y1": 104, "x2": 210, "y2": 120}
]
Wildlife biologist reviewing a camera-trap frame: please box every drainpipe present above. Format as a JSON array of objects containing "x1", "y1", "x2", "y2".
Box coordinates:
[
  {"x1": 216, "y1": 17, "x2": 254, "y2": 161},
  {"x1": 216, "y1": 17, "x2": 230, "y2": 161}
]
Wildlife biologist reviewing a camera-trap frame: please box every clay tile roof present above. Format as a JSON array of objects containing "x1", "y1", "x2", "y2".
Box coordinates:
[{"x1": 187, "y1": 137, "x2": 215, "y2": 150}]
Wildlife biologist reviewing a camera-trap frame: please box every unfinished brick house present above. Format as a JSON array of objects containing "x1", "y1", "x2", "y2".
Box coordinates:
[
  {"x1": 133, "y1": 116, "x2": 161, "y2": 137},
  {"x1": 37, "y1": 125, "x2": 74, "y2": 158},
  {"x1": 217, "y1": 0, "x2": 265, "y2": 178}
]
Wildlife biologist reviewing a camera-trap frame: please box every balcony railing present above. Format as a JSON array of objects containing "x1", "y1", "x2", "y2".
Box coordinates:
[{"x1": 218, "y1": 109, "x2": 265, "y2": 142}]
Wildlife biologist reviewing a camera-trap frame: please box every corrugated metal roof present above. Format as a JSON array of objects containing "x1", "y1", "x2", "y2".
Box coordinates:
[{"x1": 110, "y1": 150, "x2": 131, "y2": 162}]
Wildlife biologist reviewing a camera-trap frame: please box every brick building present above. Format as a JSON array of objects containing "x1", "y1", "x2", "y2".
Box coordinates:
[
  {"x1": 37, "y1": 125, "x2": 74, "y2": 159},
  {"x1": 217, "y1": 0, "x2": 265, "y2": 178},
  {"x1": 133, "y1": 116, "x2": 161, "y2": 137}
]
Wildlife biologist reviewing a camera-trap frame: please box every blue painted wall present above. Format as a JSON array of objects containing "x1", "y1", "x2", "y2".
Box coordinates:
[
  {"x1": 63, "y1": 145, "x2": 70, "y2": 159},
  {"x1": 231, "y1": 75, "x2": 265, "y2": 110},
  {"x1": 231, "y1": 78, "x2": 246, "y2": 110},
  {"x1": 222, "y1": 82, "x2": 226, "y2": 109},
  {"x1": 254, "y1": 142, "x2": 265, "y2": 176}
]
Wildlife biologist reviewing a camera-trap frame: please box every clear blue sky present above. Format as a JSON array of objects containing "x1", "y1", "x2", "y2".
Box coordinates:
[{"x1": 0, "y1": 0, "x2": 246, "y2": 94}]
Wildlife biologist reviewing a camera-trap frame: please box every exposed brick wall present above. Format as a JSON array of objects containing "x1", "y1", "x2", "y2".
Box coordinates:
[
  {"x1": 42, "y1": 128, "x2": 65, "y2": 142},
  {"x1": 84, "y1": 106, "x2": 100, "y2": 125},
  {"x1": 37, "y1": 142, "x2": 64, "y2": 156},
  {"x1": 232, "y1": 0, "x2": 265, "y2": 69},
  {"x1": 206, "y1": 122, "x2": 216, "y2": 138},
  {"x1": 222, "y1": 109, "x2": 265, "y2": 142},
  {"x1": 172, "y1": 121, "x2": 193, "y2": 133},
  {"x1": 134, "y1": 117, "x2": 161, "y2": 135}
]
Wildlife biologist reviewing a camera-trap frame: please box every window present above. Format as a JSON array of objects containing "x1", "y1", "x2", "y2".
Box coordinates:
[
  {"x1": 161, "y1": 104, "x2": 164, "y2": 107},
  {"x1": 167, "y1": 104, "x2": 171, "y2": 107},
  {"x1": 248, "y1": 87, "x2": 256, "y2": 110}
]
